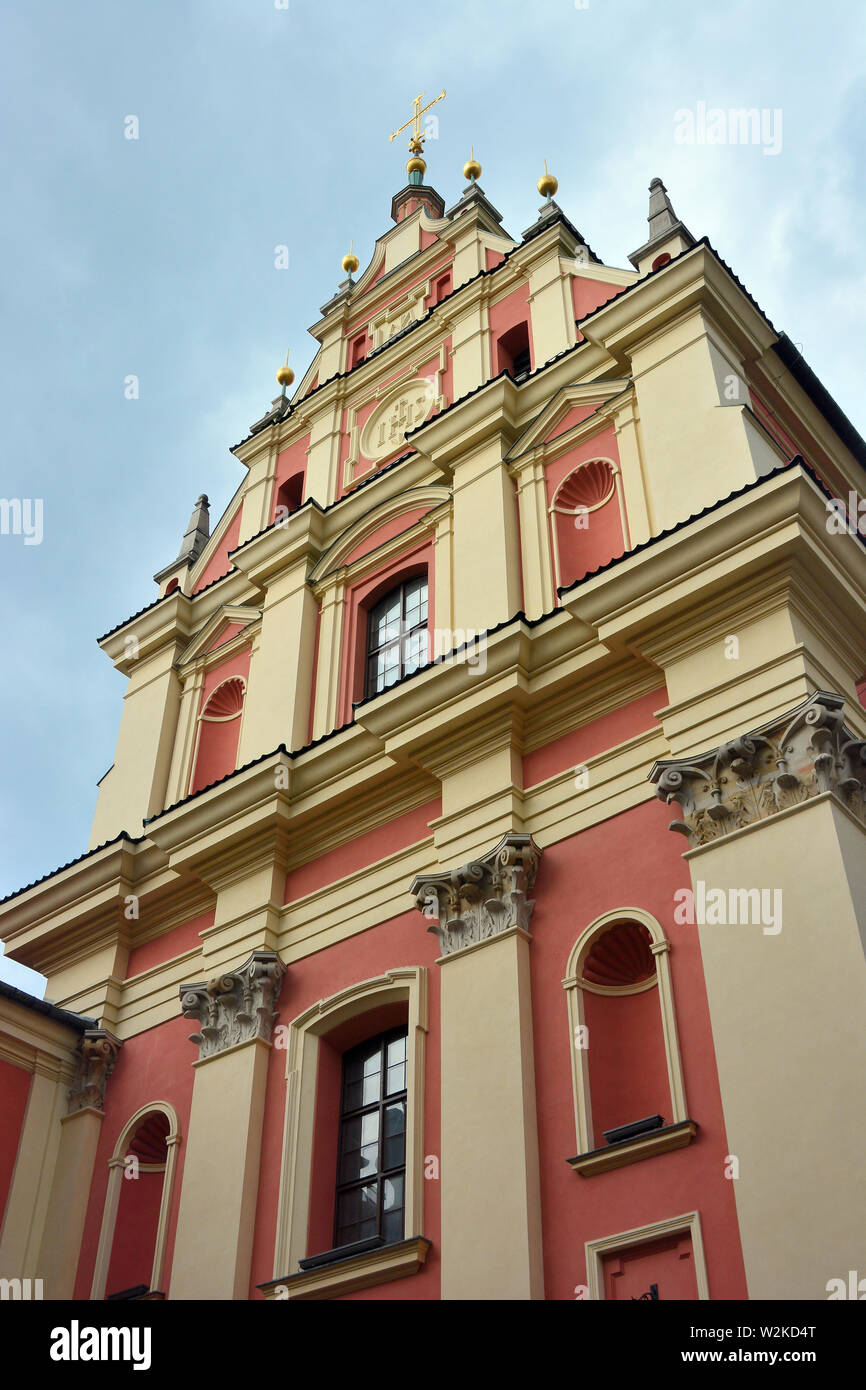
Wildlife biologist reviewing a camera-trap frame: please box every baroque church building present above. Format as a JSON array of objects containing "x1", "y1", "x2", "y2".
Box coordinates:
[{"x1": 2, "y1": 112, "x2": 866, "y2": 1302}]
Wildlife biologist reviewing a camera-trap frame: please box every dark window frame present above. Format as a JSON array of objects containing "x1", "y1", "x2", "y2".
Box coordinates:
[
  {"x1": 365, "y1": 574, "x2": 428, "y2": 698},
  {"x1": 333, "y1": 1025, "x2": 409, "y2": 1250}
]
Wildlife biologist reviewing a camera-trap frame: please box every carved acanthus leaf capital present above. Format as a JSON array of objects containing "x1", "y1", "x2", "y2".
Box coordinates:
[
  {"x1": 179, "y1": 949, "x2": 286, "y2": 1060},
  {"x1": 410, "y1": 832, "x2": 541, "y2": 956},
  {"x1": 650, "y1": 691, "x2": 866, "y2": 847},
  {"x1": 68, "y1": 1029, "x2": 122, "y2": 1114}
]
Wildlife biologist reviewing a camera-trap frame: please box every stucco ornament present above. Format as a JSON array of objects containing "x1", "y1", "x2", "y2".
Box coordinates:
[
  {"x1": 650, "y1": 691, "x2": 866, "y2": 848},
  {"x1": 67, "y1": 1029, "x2": 122, "y2": 1114},
  {"x1": 180, "y1": 949, "x2": 286, "y2": 1060},
  {"x1": 411, "y1": 832, "x2": 541, "y2": 956}
]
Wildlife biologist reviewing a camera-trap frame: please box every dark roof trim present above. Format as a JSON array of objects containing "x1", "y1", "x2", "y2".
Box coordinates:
[
  {"x1": 0, "y1": 830, "x2": 143, "y2": 907},
  {"x1": 774, "y1": 334, "x2": 866, "y2": 471},
  {"x1": 0, "y1": 979, "x2": 96, "y2": 1032}
]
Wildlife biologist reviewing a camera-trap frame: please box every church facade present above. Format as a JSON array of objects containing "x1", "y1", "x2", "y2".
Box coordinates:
[{"x1": 2, "y1": 127, "x2": 866, "y2": 1302}]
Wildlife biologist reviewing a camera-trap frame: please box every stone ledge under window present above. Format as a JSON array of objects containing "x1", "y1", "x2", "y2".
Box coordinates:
[
  {"x1": 257, "y1": 1236, "x2": 432, "y2": 1301},
  {"x1": 567, "y1": 1119, "x2": 698, "y2": 1177}
]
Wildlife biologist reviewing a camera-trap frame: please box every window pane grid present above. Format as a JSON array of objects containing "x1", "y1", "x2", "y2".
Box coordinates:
[
  {"x1": 334, "y1": 1026, "x2": 409, "y2": 1249},
  {"x1": 366, "y1": 578, "x2": 429, "y2": 698}
]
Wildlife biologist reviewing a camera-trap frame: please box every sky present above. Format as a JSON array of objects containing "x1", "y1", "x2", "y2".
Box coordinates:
[{"x1": 0, "y1": 0, "x2": 864, "y2": 993}]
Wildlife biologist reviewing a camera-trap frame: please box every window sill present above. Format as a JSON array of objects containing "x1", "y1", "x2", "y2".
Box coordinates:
[
  {"x1": 258, "y1": 1236, "x2": 432, "y2": 1301},
  {"x1": 567, "y1": 1119, "x2": 698, "y2": 1176}
]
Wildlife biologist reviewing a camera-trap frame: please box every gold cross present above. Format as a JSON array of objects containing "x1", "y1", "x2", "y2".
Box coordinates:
[{"x1": 389, "y1": 90, "x2": 446, "y2": 153}]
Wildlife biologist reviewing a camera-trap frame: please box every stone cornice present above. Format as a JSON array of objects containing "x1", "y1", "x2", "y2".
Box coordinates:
[
  {"x1": 410, "y1": 831, "x2": 541, "y2": 956},
  {"x1": 180, "y1": 949, "x2": 286, "y2": 1060},
  {"x1": 650, "y1": 691, "x2": 866, "y2": 847}
]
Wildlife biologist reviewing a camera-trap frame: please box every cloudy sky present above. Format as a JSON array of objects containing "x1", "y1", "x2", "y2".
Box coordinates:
[{"x1": 1, "y1": 0, "x2": 863, "y2": 992}]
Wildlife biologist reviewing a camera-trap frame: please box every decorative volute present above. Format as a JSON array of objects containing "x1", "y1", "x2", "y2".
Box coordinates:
[
  {"x1": 411, "y1": 832, "x2": 541, "y2": 956},
  {"x1": 650, "y1": 691, "x2": 866, "y2": 848},
  {"x1": 67, "y1": 1028, "x2": 122, "y2": 1114},
  {"x1": 180, "y1": 949, "x2": 286, "y2": 1060}
]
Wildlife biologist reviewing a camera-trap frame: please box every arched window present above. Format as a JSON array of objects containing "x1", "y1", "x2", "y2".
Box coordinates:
[
  {"x1": 90, "y1": 1102, "x2": 181, "y2": 1300},
  {"x1": 275, "y1": 472, "x2": 304, "y2": 520},
  {"x1": 190, "y1": 676, "x2": 245, "y2": 793},
  {"x1": 550, "y1": 458, "x2": 625, "y2": 588},
  {"x1": 269, "y1": 968, "x2": 429, "y2": 1300},
  {"x1": 563, "y1": 909, "x2": 694, "y2": 1174},
  {"x1": 365, "y1": 575, "x2": 428, "y2": 698},
  {"x1": 496, "y1": 321, "x2": 532, "y2": 381}
]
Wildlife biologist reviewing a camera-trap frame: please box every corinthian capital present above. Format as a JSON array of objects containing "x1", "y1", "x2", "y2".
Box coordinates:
[
  {"x1": 650, "y1": 691, "x2": 866, "y2": 848},
  {"x1": 180, "y1": 949, "x2": 286, "y2": 1061},
  {"x1": 68, "y1": 1029, "x2": 122, "y2": 1114},
  {"x1": 410, "y1": 832, "x2": 541, "y2": 956}
]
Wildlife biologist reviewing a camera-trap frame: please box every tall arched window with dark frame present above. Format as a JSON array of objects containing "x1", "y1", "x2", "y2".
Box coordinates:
[{"x1": 365, "y1": 574, "x2": 428, "y2": 698}]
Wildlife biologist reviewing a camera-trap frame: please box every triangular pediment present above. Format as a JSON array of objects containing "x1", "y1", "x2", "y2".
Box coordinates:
[
  {"x1": 505, "y1": 380, "x2": 633, "y2": 462},
  {"x1": 178, "y1": 604, "x2": 261, "y2": 668}
]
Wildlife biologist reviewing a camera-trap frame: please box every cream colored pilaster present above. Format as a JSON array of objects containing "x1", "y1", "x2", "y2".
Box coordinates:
[
  {"x1": 449, "y1": 303, "x2": 487, "y2": 399},
  {"x1": 90, "y1": 652, "x2": 183, "y2": 847},
  {"x1": 239, "y1": 433, "x2": 279, "y2": 544},
  {"x1": 527, "y1": 255, "x2": 574, "y2": 366},
  {"x1": 166, "y1": 667, "x2": 205, "y2": 804},
  {"x1": 0, "y1": 1058, "x2": 68, "y2": 1279},
  {"x1": 238, "y1": 568, "x2": 318, "y2": 760},
  {"x1": 311, "y1": 584, "x2": 343, "y2": 741},
  {"x1": 512, "y1": 454, "x2": 555, "y2": 618},
  {"x1": 411, "y1": 835, "x2": 543, "y2": 1299},
  {"x1": 304, "y1": 400, "x2": 343, "y2": 506},
  {"x1": 451, "y1": 439, "x2": 522, "y2": 632},
  {"x1": 652, "y1": 693, "x2": 866, "y2": 1300},
  {"x1": 628, "y1": 309, "x2": 765, "y2": 530},
  {"x1": 38, "y1": 1106, "x2": 104, "y2": 1297},
  {"x1": 170, "y1": 950, "x2": 286, "y2": 1300},
  {"x1": 611, "y1": 392, "x2": 653, "y2": 545},
  {"x1": 432, "y1": 510, "x2": 454, "y2": 641}
]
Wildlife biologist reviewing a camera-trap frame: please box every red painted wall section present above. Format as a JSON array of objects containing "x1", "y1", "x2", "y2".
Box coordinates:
[
  {"x1": 248, "y1": 909, "x2": 442, "y2": 1300},
  {"x1": 486, "y1": 249, "x2": 505, "y2": 271},
  {"x1": 269, "y1": 434, "x2": 311, "y2": 524},
  {"x1": 125, "y1": 909, "x2": 214, "y2": 980},
  {"x1": 523, "y1": 687, "x2": 665, "y2": 789},
  {"x1": 204, "y1": 622, "x2": 244, "y2": 654},
  {"x1": 584, "y1": 986, "x2": 671, "y2": 1136},
  {"x1": 335, "y1": 539, "x2": 434, "y2": 726},
  {"x1": 488, "y1": 284, "x2": 533, "y2": 375},
  {"x1": 190, "y1": 648, "x2": 252, "y2": 793},
  {"x1": 544, "y1": 423, "x2": 626, "y2": 587},
  {"x1": 343, "y1": 508, "x2": 434, "y2": 569},
  {"x1": 530, "y1": 796, "x2": 748, "y2": 1300},
  {"x1": 544, "y1": 403, "x2": 600, "y2": 445},
  {"x1": 284, "y1": 799, "x2": 440, "y2": 905},
  {"x1": 105, "y1": 1168, "x2": 164, "y2": 1296},
  {"x1": 604, "y1": 1231, "x2": 699, "y2": 1300},
  {"x1": 572, "y1": 275, "x2": 623, "y2": 322},
  {"x1": 0, "y1": 1057, "x2": 31, "y2": 1222},
  {"x1": 748, "y1": 390, "x2": 801, "y2": 461},
  {"x1": 73, "y1": 1014, "x2": 195, "y2": 1299}
]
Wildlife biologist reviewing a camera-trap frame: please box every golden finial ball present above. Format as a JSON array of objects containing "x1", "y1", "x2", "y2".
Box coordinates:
[
  {"x1": 276, "y1": 363, "x2": 295, "y2": 387},
  {"x1": 537, "y1": 169, "x2": 558, "y2": 198},
  {"x1": 341, "y1": 249, "x2": 360, "y2": 275},
  {"x1": 406, "y1": 154, "x2": 427, "y2": 178},
  {"x1": 463, "y1": 156, "x2": 482, "y2": 182}
]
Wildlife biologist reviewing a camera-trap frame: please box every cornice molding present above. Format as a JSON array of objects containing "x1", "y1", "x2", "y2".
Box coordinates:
[
  {"x1": 410, "y1": 831, "x2": 541, "y2": 956},
  {"x1": 651, "y1": 690, "x2": 866, "y2": 847}
]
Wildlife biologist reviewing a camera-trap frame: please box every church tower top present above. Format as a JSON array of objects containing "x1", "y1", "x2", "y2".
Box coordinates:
[{"x1": 389, "y1": 90, "x2": 447, "y2": 223}]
